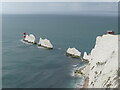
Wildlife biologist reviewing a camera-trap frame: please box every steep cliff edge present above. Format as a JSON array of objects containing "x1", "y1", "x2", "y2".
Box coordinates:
[{"x1": 82, "y1": 34, "x2": 119, "y2": 88}]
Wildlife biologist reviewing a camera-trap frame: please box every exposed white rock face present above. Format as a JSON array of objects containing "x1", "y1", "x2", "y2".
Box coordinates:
[
  {"x1": 24, "y1": 34, "x2": 36, "y2": 43},
  {"x1": 24, "y1": 35, "x2": 29, "y2": 41},
  {"x1": 29, "y1": 34, "x2": 36, "y2": 43},
  {"x1": 38, "y1": 38, "x2": 53, "y2": 49},
  {"x1": 83, "y1": 52, "x2": 90, "y2": 61},
  {"x1": 82, "y1": 34, "x2": 119, "y2": 88},
  {"x1": 66, "y1": 48, "x2": 81, "y2": 57}
]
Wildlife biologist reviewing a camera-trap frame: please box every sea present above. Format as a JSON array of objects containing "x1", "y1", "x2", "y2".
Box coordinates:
[{"x1": 2, "y1": 14, "x2": 118, "y2": 88}]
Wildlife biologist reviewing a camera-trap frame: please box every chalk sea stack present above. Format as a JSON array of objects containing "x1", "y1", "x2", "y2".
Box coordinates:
[
  {"x1": 23, "y1": 33, "x2": 37, "y2": 44},
  {"x1": 66, "y1": 48, "x2": 81, "y2": 58},
  {"x1": 38, "y1": 37, "x2": 53, "y2": 49}
]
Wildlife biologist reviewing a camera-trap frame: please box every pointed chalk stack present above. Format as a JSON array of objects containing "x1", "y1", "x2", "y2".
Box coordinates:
[{"x1": 83, "y1": 52, "x2": 90, "y2": 62}]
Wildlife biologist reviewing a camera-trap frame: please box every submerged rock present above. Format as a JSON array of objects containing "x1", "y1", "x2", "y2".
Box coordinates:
[
  {"x1": 74, "y1": 69, "x2": 83, "y2": 77},
  {"x1": 66, "y1": 48, "x2": 81, "y2": 58},
  {"x1": 38, "y1": 38, "x2": 53, "y2": 49}
]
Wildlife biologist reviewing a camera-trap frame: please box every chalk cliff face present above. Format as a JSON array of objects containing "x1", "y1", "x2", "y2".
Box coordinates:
[{"x1": 82, "y1": 34, "x2": 119, "y2": 88}]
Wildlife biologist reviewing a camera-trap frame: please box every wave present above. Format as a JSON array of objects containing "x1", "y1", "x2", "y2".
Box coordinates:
[{"x1": 75, "y1": 77, "x2": 84, "y2": 88}]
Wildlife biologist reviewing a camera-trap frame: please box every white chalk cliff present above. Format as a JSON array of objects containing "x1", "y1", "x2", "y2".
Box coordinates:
[
  {"x1": 82, "y1": 34, "x2": 119, "y2": 88},
  {"x1": 24, "y1": 34, "x2": 36, "y2": 44},
  {"x1": 38, "y1": 38, "x2": 53, "y2": 49},
  {"x1": 66, "y1": 48, "x2": 81, "y2": 57}
]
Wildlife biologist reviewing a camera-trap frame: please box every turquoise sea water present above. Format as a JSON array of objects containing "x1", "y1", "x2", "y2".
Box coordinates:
[{"x1": 2, "y1": 14, "x2": 118, "y2": 88}]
